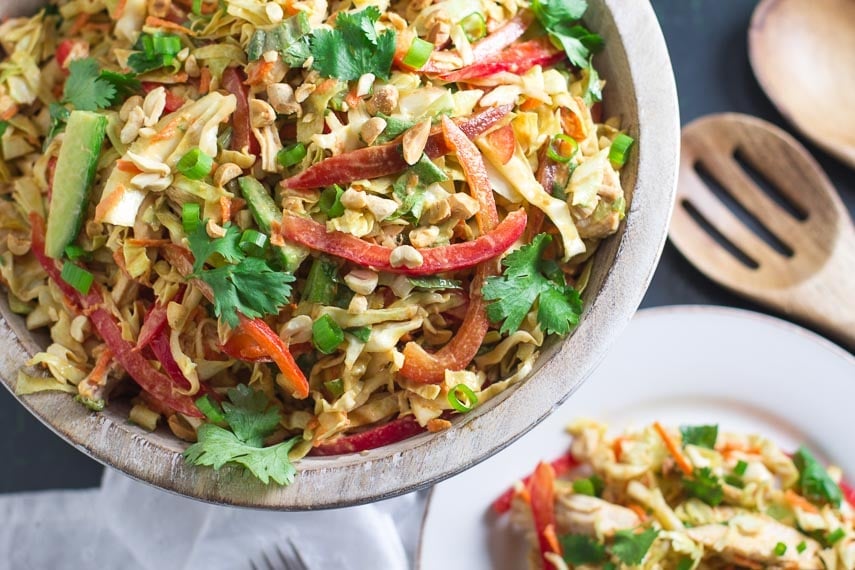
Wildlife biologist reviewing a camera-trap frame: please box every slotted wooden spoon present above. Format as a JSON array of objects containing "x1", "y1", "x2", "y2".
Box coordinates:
[{"x1": 670, "y1": 114, "x2": 855, "y2": 349}]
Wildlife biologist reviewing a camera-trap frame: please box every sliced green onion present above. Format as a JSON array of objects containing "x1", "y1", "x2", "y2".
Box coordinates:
[
  {"x1": 459, "y1": 12, "x2": 486, "y2": 42},
  {"x1": 324, "y1": 378, "x2": 344, "y2": 398},
  {"x1": 319, "y1": 185, "x2": 345, "y2": 218},
  {"x1": 402, "y1": 37, "x2": 434, "y2": 70},
  {"x1": 346, "y1": 326, "x2": 371, "y2": 343},
  {"x1": 312, "y1": 314, "x2": 344, "y2": 354},
  {"x1": 448, "y1": 383, "x2": 478, "y2": 413},
  {"x1": 177, "y1": 147, "x2": 214, "y2": 180},
  {"x1": 182, "y1": 202, "x2": 201, "y2": 233},
  {"x1": 152, "y1": 33, "x2": 182, "y2": 56},
  {"x1": 827, "y1": 528, "x2": 845, "y2": 545},
  {"x1": 191, "y1": 0, "x2": 204, "y2": 15},
  {"x1": 64, "y1": 245, "x2": 88, "y2": 261},
  {"x1": 734, "y1": 460, "x2": 748, "y2": 476},
  {"x1": 774, "y1": 542, "x2": 787, "y2": 556},
  {"x1": 60, "y1": 262, "x2": 94, "y2": 295},
  {"x1": 724, "y1": 475, "x2": 744, "y2": 488},
  {"x1": 239, "y1": 229, "x2": 269, "y2": 257},
  {"x1": 277, "y1": 143, "x2": 307, "y2": 168},
  {"x1": 547, "y1": 133, "x2": 579, "y2": 164},
  {"x1": 572, "y1": 478, "x2": 596, "y2": 496},
  {"x1": 608, "y1": 133, "x2": 634, "y2": 167},
  {"x1": 0, "y1": 120, "x2": 8, "y2": 139},
  {"x1": 796, "y1": 541, "x2": 807, "y2": 554},
  {"x1": 195, "y1": 394, "x2": 226, "y2": 424}
]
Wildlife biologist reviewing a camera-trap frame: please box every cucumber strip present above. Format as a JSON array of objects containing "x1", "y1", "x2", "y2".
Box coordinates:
[
  {"x1": 237, "y1": 176, "x2": 308, "y2": 272},
  {"x1": 45, "y1": 110, "x2": 107, "y2": 259}
]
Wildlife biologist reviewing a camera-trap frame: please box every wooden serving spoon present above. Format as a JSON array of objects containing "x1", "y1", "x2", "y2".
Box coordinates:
[
  {"x1": 749, "y1": 0, "x2": 855, "y2": 169},
  {"x1": 670, "y1": 114, "x2": 855, "y2": 349}
]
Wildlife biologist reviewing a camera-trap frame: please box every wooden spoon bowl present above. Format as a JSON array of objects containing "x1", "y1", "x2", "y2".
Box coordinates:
[
  {"x1": 749, "y1": 0, "x2": 855, "y2": 169},
  {"x1": 671, "y1": 114, "x2": 855, "y2": 349}
]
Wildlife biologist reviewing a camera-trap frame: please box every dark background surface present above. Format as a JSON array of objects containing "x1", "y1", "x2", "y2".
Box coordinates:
[{"x1": 1, "y1": 0, "x2": 853, "y2": 493}]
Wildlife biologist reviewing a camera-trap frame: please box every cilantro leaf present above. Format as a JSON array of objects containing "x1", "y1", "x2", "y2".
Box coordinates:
[
  {"x1": 194, "y1": 258, "x2": 294, "y2": 327},
  {"x1": 482, "y1": 233, "x2": 583, "y2": 335},
  {"x1": 99, "y1": 70, "x2": 142, "y2": 104},
  {"x1": 612, "y1": 528, "x2": 659, "y2": 565},
  {"x1": 581, "y1": 57, "x2": 602, "y2": 106},
  {"x1": 794, "y1": 446, "x2": 842, "y2": 508},
  {"x1": 680, "y1": 424, "x2": 718, "y2": 449},
  {"x1": 187, "y1": 223, "x2": 294, "y2": 327},
  {"x1": 247, "y1": 12, "x2": 311, "y2": 66},
  {"x1": 63, "y1": 58, "x2": 116, "y2": 111},
  {"x1": 222, "y1": 384, "x2": 281, "y2": 447},
  {"x1": 531, "y1": 0, "x2": 604, "y2": 68},
  {"x1": 184, "y1": 385, "x2": 299, "y2": 485},
  {"x1": 532, "y1": 0, "x2": 588, "y2": 28},
  {"x1": 310, "y1": 7, "x2": 396, "y2": 80},
  {"x1": 683, "y1": 467, "x2": 724, "y2": 506},
  {"x1": 187, "y1": 223, "x2": 243, "y2": 273},
  {"x1": 560, "y1": 534, "x2": 606, "y2": 565}
]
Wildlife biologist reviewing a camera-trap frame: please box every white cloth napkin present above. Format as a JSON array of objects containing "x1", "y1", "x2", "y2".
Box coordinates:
[{"x1": 0, "y1": 469, "x2": 426, "y2": 570}]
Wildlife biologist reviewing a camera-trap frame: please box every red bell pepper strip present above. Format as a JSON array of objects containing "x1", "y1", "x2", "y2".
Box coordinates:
[
  {"x1": 530, "y1": 462, "x2": 561, "y2": 569},
  {"x1": 135, "y1": 287, "x2": 183, "y2": 351},
  {"x1": 141, "y1": 82, "x2": 185, "y2": 113},
  {"x1": 221, "y1": 325, "x2": 272, "y2": 362},
  {"x1": 841, "y1": 480, "x2": 855, "y2": 508},
  {"x1": 236, "y1": 315, "x2": 309, "y2": 399},
  {"x1": 421, "y1": 12, "x2": 532, "y2": 75},
  {"x1": 398, "y1": 117, "x2": 502, "y2": 383},
  {"x1": 493, "y1": 452, "x2": 579, "y2": 514},
  {"x1": 222, "y1": 67, "x2": 260, "y2": 155},
  {"x1": 280, "y1": 105, "x2": 512, "y2": 191},
  {"x1": 439, "y1": 39, "x2": 564, "y2": 83},
  {"x1": 30, "y1": 214, "x2": 202, "y2": 417},
  {"x1": 310, "y1": 415, "x2": 425, "y2": 456},
  {"x1": 279, "y1": 209, "x2": 525, "y2": 277},
  {"x1": 148, "y1": 328, "x2": 192, "y2": 392},
  {"x1": 471, "y1": 12, "x2": 533, "y2": 62},
  {"x1": 159, "y1": 244, "x2": 310, "y2": 398}
]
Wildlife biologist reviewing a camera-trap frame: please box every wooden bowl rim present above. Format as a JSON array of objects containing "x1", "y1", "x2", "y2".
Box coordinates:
[{"x1": 0, "y1": 0, "x2": 679, "y2": 509}]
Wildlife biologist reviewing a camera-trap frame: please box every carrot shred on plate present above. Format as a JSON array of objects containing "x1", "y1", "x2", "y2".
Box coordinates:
[
  {"x1": 784, "y1": 489, "x2": 819, "y2": 513},
  {"x1": 654, "y1": 421, "x2": 693, "y2": 476}
]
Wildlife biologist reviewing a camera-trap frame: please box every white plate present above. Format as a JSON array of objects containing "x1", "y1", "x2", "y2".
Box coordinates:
[{"x1": 417, "y1": 306, "x2": 855, "y2": 570}]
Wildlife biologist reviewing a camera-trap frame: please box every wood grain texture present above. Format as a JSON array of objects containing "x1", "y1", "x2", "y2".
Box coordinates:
[
  {"x1": 0, "y1": 0, "x2": 679, "y2": 509},
  {"x1": 749, "y1": 0, "x2": 855, "y2": 169},
  {"x1": 672, "y1": 114, "x2": 855, "y2": 349}
]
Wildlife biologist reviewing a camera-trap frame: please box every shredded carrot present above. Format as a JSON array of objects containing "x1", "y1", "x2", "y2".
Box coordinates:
[
  {"x1": 219, "y1": 196, "x2": 232, "y2": 223},
  {"x1": 519, "y1": 97, "x2": 543, "y2": 112},
  {"x1": 116, "y1": 159, "x2": 142, "y2": 174},
  {"x1": 245, "y1": 60, "x2": 276, "y2": 86},
  {"x1": 345, "y1": 88, "x2": 361, "y2": 110},
  {"x1": 198, "y1": 67, "x2": 212, "y2": 94},
  {"x1": 113, "y1": 0, "x2": 128, "y2": 19},
  {"x1": 543, "y1": 524, "x2": 562, "y2": 555},
  {"x1": 150, "y1": 116, "x2": 181, "y2": 142},
  {"x1": 517, "y1": 485, "x2": 531, "y2": 504},
  {"x1": 0, "y1": 104, "x2": 18, "y2": 121},
  {"x1": 89, "y1": 347, "x2": 114, "y2": 384},
  {"x1": 68, "y1": 13, "x2": 89, "y2": 35},
  {"x1": 145, "y1": 16, "x2": 196, "y2": 36},
  {"x1": 628, "y1": 503, "x2": 648, "y2": 522},
  {"x1": 654, "y1": 421, "x2": 693, "y2": 476},
  {"x1": 560, "y1": 107, "x2": 587, "y2": 141},
  {"x1": 785, "y1": 489, "x2": 819, "y2": 514},
  {"x1": 612, "y1": 436, "x2": 625, "y2": 462}
]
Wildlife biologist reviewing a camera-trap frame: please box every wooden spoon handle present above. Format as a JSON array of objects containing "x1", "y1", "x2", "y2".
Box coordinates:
[{"x1": 789, "y1": 240, "x2": 855, "y2": 350}]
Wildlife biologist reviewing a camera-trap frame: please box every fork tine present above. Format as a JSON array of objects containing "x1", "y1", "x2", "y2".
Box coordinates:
[
  {"x1": 287, "y1": 537, "x2": 310, "y2": 570},
  {"x1": 275, "y1": 537, "x2": 309, "y2": 570},
  {"x1": 261, "y1": 549, "x2": 279, "y2": 570}
]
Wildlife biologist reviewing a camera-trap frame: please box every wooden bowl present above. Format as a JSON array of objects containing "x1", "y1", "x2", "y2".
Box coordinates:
[{"x1": 0, "y1": 0, "x2": 679, "y2": 509}]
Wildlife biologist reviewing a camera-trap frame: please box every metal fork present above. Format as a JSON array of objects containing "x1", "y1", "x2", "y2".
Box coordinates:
[{"x1": 250, "y1": 537, "x2": 309, "y2": 570}]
